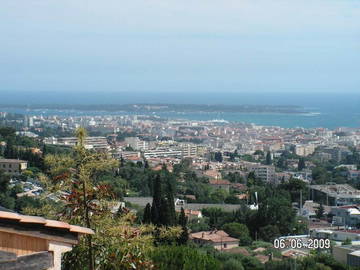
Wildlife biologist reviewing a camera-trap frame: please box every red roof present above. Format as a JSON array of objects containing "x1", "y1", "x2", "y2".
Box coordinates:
[
  {"x1": 209, "y1": 179, "x2": 231, "y2": 185},
  {"x1": 0, "y1": 211, "x2": 94, "y2": 235},
  {"x1": 190, "y1": 230, "x2": 239, "y2": 243}
]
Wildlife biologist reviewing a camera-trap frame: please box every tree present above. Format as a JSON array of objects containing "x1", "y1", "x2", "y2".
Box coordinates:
[
  {"x1": 152, "y1": 174, "x2": 162, "y2": 225},
  {"x1": 266, "y1": 152, "x2": 272, "y2": 165},
  {"x1": 177, "y1": 207, "x2": 189, "y2": 245},
  {"x1": 0, "y1": 169, "x2": 15, "y2": 209},
  {"x1": 254, "y1": 150, "x2": 264, "y2": 156},
  {"x1": 223, "y1": 259, "x2": 244, "y2": 270},
  {"x1": 41, "y1": 127, "x2": 119, "y2": 270},
  {"x1": 298, "y1": 158, "x2": 306, "y2": 171},
  {"x1": 276, "y1": 156, "x2": 288, "y2": 170},
  {"x1": 316, "y1": 203, "x2": 325, "y2": 219},
  {"x1": 259, "y1": 225, "x2": 280, "y2": 242},
  {"x1": 214, "y1": 152, "x2": 223, "y2": 163},
  {"x1": 342, "y1": 238, "x2": 352, "y2": 246},
  {"x1": 26, "y1": 127, "x2": 157, "y2": 270},
  {"x1": 150, "y1": 171, "x2": 176, "y2": 226},
  {"x1": 222, "y1": 222, "x2": 252, "y2": 245},
  {"x1": 143, "y1": 203, "x2": 152, "y2": 224}
]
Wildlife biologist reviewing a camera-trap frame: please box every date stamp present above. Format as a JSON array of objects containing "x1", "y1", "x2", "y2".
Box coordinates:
[{"x1": 273, "y1": 238, "x2": 331, "y2": 249}]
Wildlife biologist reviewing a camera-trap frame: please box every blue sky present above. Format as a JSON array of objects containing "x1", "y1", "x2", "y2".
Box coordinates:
[{"x1": 1, "y1": 0, "x2": 359, "y2": 94}]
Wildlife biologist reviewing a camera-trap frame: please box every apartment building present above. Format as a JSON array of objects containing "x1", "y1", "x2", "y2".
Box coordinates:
[
  {"x1": 45, "y1": 136, "x2": 110, "y2": 151},
  {"x1": 246, "y1": 163, "x2": 276, "y2": 183},
  {"x1": 124, "y1": 137, "x2": 149, "y2": 151}
]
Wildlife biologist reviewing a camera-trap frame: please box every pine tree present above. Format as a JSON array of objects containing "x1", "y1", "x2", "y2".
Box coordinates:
[
  {"x1": 159, "y1": 197, "x2": 170, "y2": 226},
  {"x1": 178, "y1": 207, "x2": 187, "y2": 227},
  {"x1": 266, "y1": 151, "x2": 272, "y2": 165},
  {"x1": 143, "y1": 203, "x2": 152, "y2": 224},
  {"x1": 178, "y1": 208, "x2": 189, "y2": 245},
  {"x1": 298, "y1": 158, "x2": 306, "y2": 171},
  {"x1": 165, "y1": 177, "x2": 176, "y2": 226},
  {"x1": 152, "y1": 174, "x2": 162, "y2": 217},
  {"x1": 151, "y1": 202, "x2": 159, "y2": 225}
]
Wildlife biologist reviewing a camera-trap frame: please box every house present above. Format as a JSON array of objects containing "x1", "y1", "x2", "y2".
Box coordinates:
[
  {"x1": 176, "y1": 209, "x2": 202, "y2": 221},
  {"x1": 0, "y1": 210, "x2": 94, "y2": 270},
  {"x1": 330, "y1": 205, "x2": 360, "y2": 227},
  {"x1": 333, "y1": 245, "x2": 360, "y2": 266},
  {"x1": 203, "y1": 170, "x2": 222, "y2": 180},
  {"x1": 209, "y1": 179, "x2": 231, "y2": 192},
  {"x1": 300, "y1": 200, "x2": 331, "y2": 219},
  {"x1": 0, "y1": 159, "x2": 28, "y2": 174},
  {"x1": 190, "y1": 230, "x2": 239, "y2": 250}
]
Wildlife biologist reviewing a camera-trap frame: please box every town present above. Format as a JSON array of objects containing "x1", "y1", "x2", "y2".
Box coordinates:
[{"x1": 1, "y1": 111, "x2": 360, "y2": 269}]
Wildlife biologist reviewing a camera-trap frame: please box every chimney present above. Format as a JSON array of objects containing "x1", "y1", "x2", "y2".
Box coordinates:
[{"x1": 202, "y1": 233, "x2": 204, "y2": 238}]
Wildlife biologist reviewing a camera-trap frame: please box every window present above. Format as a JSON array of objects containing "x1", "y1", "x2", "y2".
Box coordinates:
[{"x1": 223, "y1": 243, "x2": 227, "y2": 248}]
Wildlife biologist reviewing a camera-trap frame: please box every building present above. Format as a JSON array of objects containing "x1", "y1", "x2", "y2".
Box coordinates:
[
  {"x1": 176, "y1": 209, "x2": 202, "y2": 221},
  {"x1": 0, "y1": 159, "x2": 27, "y2": 174},
  {"x1": 124, "y1": 137, "x2": 149, "y2": 151},
  {"x1": 190, "y1": 230, "x2": 239, "y2": 250},
  {"x1": 348, "y1": 170, "x2": 360, "y2": 181},
  {"x1": 311, "y1": 229, "x2": 360, "y2": 243},
  {"x1": 333, "y1": 245, "x2": 360, "y2": 266},
  {"x1": 330, "y1": 206, "x2": 360, "y2": 227},
  {"x1": 246, "y1": 164, "x2": 276, "y2": 183},
  {"x1": 209, "y1": 179, "x2": 231, "y2": 192},
  {"x1": 295, "y1": 144, "x2": 315, "y2": 157},
  {"x1": 300, "y1": 200, "x2": 331, "y2": 219},
  {"x1": 310, "y1": 184, "x2": 360, "y2": 206},
  {"x1": 45, "y1": 136, "x2": 110, "y2": 152},
  {"x1": 0, "y1": 210, "x2": 93, "y2": 270}
]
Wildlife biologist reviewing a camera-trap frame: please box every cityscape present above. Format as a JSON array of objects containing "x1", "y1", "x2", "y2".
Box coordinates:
[
  {"x1": 1, "y1": 0, "x2": 360, "y2": 269},
  {"x1": 1, "y1": 109, "x2": 360, "y2": 269}
]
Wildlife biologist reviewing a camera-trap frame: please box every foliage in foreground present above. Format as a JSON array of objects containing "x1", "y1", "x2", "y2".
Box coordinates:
[{"x1": 151, "y1": 245, "x2": 221, "y2": 270}]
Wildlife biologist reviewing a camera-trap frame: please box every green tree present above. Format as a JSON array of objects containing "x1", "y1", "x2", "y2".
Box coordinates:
[
  {"x1": 223, "y1": 259, "x2": 244, "y2": 270},
  {"x1": 222, "y1": 222, "x2": 252, "y2": 245},
  {"x1": 214, "y1": 152, "x2": 223, "y2": 163},
  {"x1": 143, "y1": 203, "x2": 152, "y2": 224},
  {"x1": 177, "y1": 207, "x2": 189, "y2": 245},
  {"x1": 259, "y1": 225, "x2": 280, "y2": 242},
  {"x1": 298, "y1": 158, "x2": 306, "y2": 171},
  {"x1": 266, "y1": 152, "x2": 272, "y2": 165},
  {"x1": 316, "y1": 203, "x2": 324, "y2": 219},
  {"x1": 27, "y1": 127, "x2": 155, "y2": 270},
  {"x1": 341, "y1": 238, "x2": 352, "y2": 246}
]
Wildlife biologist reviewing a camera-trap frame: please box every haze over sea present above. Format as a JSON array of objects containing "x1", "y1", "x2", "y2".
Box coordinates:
[{"x1": 1, "y1": 91, "x2": 359, "y2": 129}]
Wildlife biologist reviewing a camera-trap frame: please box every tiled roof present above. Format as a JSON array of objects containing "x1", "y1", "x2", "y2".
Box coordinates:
[
  {"x1": 209, "y1": 179, "x2": 231, "y2": 185},
  {"x1": 190, "y1": 230, "x2": 239, "y2": 243},
  {"x1": 0, "y1": 211, "x2": 94, "y2": 235}
]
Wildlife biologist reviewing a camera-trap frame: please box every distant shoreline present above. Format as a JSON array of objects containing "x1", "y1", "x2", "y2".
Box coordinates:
[{"x1": 0, "y1": 103, "x2": 307, "y2": 114}]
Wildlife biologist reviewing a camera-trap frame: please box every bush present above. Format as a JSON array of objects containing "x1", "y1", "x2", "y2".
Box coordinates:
[
  {"x1": 223, "y1": 258, "x2": 244, "y2": 270},
  {"x1": 151, "y1": 245, "x2": 221, "y2": 270},
  {"x1": 222, "y1": 222, "x2": 252, "y2": 245}
]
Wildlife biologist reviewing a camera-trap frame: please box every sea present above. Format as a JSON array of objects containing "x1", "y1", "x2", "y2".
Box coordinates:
[{"x1": 0, "y1": 91, "x2": 359, "y2": 129}]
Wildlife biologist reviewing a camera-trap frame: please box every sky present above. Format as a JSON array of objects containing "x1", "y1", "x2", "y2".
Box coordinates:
[{"x1": 1, "y1": 0, "x2": 360, "y2": 96}]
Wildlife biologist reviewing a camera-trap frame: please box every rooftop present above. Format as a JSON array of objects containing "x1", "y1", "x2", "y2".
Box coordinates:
[
  {"x1": 0, "y1": 159, "x2": 27, "y2": 163},
  {"x1": 0, "y1": 210, "x2": 94, "y2": 235},
  {"x1": 190, "y1": 230, "x2": 239, "y2": 243}
]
